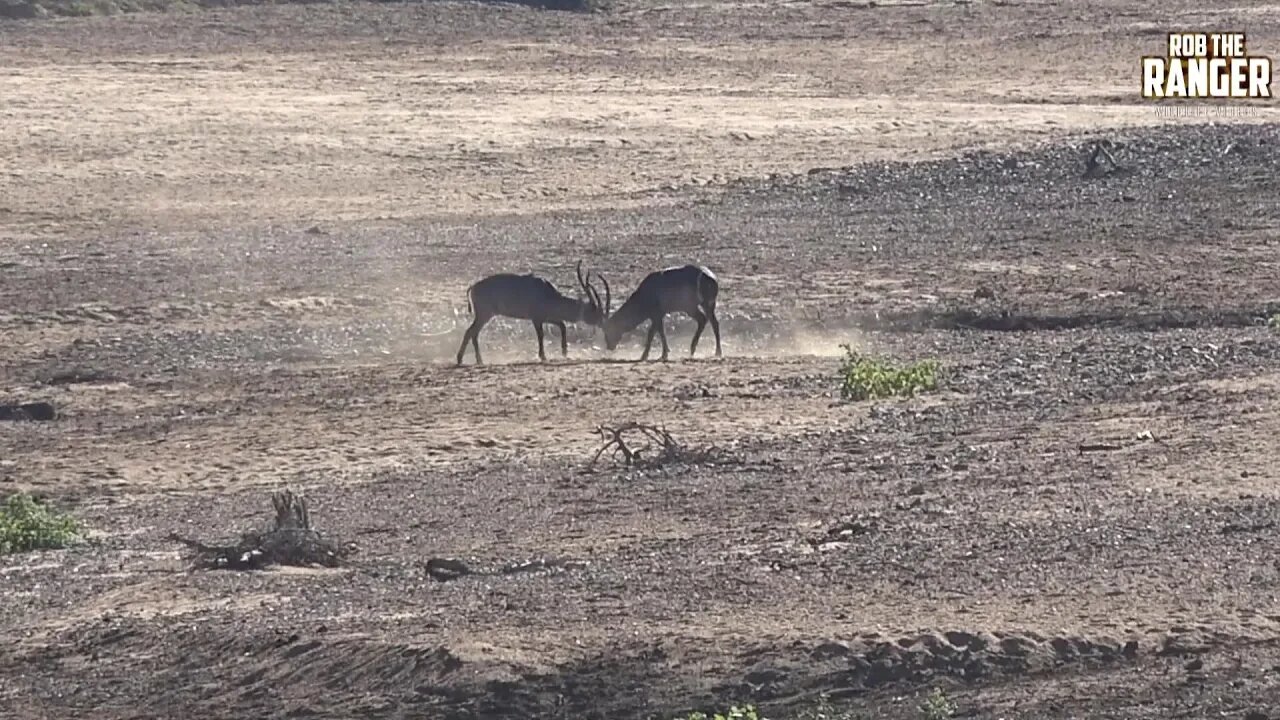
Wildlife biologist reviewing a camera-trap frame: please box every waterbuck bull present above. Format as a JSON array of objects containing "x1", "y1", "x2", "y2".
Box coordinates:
[
  {"x1": 456, "y1": 261, "x2": 611, "y2": 366},
  {"x1": 603, "y1": 264, "x2": 721, "y2": 361}
]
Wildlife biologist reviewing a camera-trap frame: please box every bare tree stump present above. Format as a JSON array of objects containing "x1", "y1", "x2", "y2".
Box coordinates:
[{"x1": 170, "y1": 490, "x2": 352, "y2": 570}]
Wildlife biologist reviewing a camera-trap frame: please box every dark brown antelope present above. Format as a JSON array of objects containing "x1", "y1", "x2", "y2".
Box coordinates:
[
  {"x1": 455, "y1": 261, "x2": 611, "y2": 366},
  {"x1": 603, "y1": 264, "x2": 721, "y2": 361}
]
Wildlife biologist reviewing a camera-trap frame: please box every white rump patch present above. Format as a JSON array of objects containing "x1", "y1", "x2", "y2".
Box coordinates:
[{"x1": 659, "y1": 264, "x2": 716, "y2": 280}]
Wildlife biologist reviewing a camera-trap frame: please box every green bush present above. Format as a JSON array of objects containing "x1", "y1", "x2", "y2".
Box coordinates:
[
  {"x1": 0, "y1": 493, "x2": 82, "y2": 555},
  {"x1": 838, "y1": 344, "x2": 940, "y2": 401},
  {"x1": 918, "y1": 688, "x2": 956, "y2": 720}
]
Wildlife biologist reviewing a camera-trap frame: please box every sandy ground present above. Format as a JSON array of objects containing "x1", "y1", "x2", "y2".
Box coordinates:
[
  {"x1": 2, "y1": 0, "x2": 1280, "y2": 718},
  {"x1": 2, "y1": 0, "x2": 1276, "y2": 237}
]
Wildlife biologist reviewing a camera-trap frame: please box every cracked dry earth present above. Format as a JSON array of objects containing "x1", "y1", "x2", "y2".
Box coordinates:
[{"x1": 3, "y1": 1, "x2": 1280, "y2": 719}]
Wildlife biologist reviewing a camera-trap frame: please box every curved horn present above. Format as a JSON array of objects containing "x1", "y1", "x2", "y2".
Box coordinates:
[
  {"x1": 575, "y1": 260, "x2": 602, "y2": 310},
  {"x1": 576, "y1": 259, "x2": 602, "y2": 313},
  {"x1": 595, "y1": 272, "x2": 611, "y2": 316}
]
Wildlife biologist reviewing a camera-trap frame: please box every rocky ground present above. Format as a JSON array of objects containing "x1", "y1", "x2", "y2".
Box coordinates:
[{"x1": 2, "y1": 1, "x2": 1280, "y2": 719}]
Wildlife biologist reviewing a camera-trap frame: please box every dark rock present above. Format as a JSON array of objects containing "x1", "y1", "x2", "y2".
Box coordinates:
[
  {"x1": 944, "y1": 631, "x2": 985, "y2": 651},
  {"x1": 0, "y1": 401, "x2": 56, "y2": 422},
  {"x1": 743, "y1": 668, "x2": 786, "y2": 686},
  {"x1": 998, "y1": 636, "x2": 1037, "y2": 657},
  {"x1": 811, "y1": 641, "x2": 852, "y2": 660},
  {"x1": 426, "y1": 558, "x2": 471, "y2": 582}
]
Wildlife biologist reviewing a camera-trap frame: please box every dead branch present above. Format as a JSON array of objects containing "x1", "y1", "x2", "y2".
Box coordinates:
[
  {"x1": 170, "y1": 490, "x2": 353, "y2": 571},
  {"x1": 426, "y1": 557, "x2": 471, "y2": 582},
  {"x1": 424, "y1": 556, "x2": 588, "y2": 583},
  {"x1": 588, "y1": 421, "x2": 682, "y2": 469},
  {"x1": 586, "y1": 422, "x2": 737, "y2": 471},
  {"x1": 1083, "y1": 140, "x2": 1130, "y2": 179}
]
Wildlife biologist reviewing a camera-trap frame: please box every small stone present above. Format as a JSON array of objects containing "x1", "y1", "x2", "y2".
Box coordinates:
[{"x1": 811, "y1": 641, "x2": 852, "y2": 660}]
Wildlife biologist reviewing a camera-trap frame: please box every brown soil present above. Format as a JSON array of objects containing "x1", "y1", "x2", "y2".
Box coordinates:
[{"x1": 2, "y1": 1, "x2": 1280, "y2": 719}]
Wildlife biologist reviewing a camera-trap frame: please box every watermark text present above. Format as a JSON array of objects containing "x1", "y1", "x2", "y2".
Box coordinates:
[{"x1": 1141, "y1": 32, "x2": 1272, "y2": 99}]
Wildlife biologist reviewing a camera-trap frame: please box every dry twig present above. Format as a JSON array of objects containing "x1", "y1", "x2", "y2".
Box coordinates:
[
  {"x1": 588, "y1": 421, "x2": 682, "y2": 469},
  {"x1": 586, "y1": 422, "x2": 735, "y2": 471},
  {"x1": 1083, "y1": 140, "x2": 1131, "y2": 179}
]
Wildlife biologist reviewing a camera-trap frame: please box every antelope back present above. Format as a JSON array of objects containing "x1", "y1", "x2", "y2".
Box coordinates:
[
  {"x1": 470, "y1": 274, "x2": 566, "y2": 320},
  {"x1": 650, "y1": 265, "x2": 713, "y2": 314}
]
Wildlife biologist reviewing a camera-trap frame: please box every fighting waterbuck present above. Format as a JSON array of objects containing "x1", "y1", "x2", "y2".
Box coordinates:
[
  {"x1": 456, "y1": 261, "x2": 611, "y2": 366},
  {"x1": 603, "y1": 264, "x2": 721, "y2": 361}
]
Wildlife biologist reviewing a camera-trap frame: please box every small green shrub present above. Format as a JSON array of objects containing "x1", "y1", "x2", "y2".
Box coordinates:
[
  {"x1": 838, "y1": 344, "x2": 940, "y2": 401},
  {"x1": 1267, "y1": 313, "x2": 1280, "y2": 330},
  {"x1": 0, "y1": 493, "x2": 82, "y2": 555},
  {"x1": 918, "y1": 688, "x2": 955, "y2": 720}
]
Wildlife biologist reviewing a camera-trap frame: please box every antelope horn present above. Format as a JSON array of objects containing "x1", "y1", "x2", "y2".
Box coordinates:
[
  {"x1": 585, "y1": 277, "x2": 602, "y2": 313},
  {"x1": 578, "y1": 261, "x2": 603, "y2": 311},
  {"x1": 595, "y1": 272, "x2": 611, "y2": 316},
  {"x1": 576, "y1": 260, "x2": 588, "y2": 296}
]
